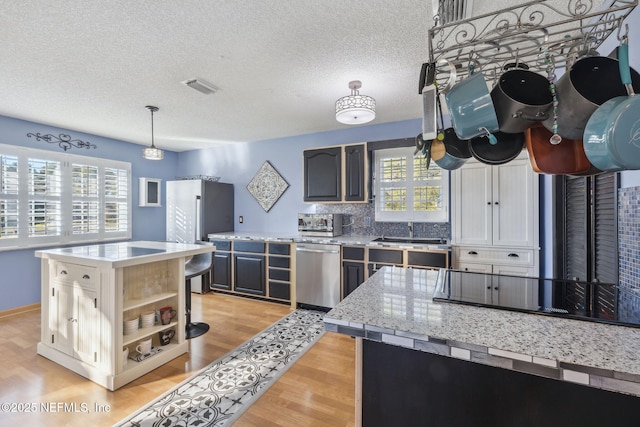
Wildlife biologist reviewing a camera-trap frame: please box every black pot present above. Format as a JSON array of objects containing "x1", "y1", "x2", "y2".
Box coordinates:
[
  {"x1": 469, "y1": 131, "x2": 525, "y2": 165},
  {"x1": 491, "y1": 69, "x2": 552, "y2": 134}
]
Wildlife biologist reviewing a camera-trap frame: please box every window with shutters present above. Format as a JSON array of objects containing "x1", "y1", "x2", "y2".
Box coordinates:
[
  {"x1": 374, "y1": 147, "x2": 449, "y2": 222},
  {"x1": 0, "y1": 143, "x2": 131, "y2": 250}
]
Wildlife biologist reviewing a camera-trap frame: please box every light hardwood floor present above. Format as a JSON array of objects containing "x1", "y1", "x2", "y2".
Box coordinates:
[{"x1": 0, "y1": 292, "x2": 355, "y2": 426}]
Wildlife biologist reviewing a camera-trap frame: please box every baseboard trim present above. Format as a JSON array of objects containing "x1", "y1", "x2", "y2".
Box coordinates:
[{"x1": 0, "y1": 303, "x2": 40, "y2": 319}]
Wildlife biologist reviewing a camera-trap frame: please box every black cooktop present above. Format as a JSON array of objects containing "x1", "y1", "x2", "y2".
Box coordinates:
[{"x1": 433, "y1": 269, "x2": 639, "y2": 328}]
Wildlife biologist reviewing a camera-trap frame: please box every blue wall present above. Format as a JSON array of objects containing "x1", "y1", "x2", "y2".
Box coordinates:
[{"x1": 0, "y1": 115, "x2": 179, "y2": 311}]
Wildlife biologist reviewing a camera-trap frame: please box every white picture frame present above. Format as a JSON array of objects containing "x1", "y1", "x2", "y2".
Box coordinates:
[{"x1": 139, "y1": 177, "x2": 162, "y2": 207}]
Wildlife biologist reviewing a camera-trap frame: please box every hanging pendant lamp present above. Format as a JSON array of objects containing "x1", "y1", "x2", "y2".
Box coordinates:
[
  {"x1": 335, "y1": 80, "x2": 376, "y2": 125},
  {"x1": 142, "y1": 105, "x2": 164, "y2": 160}
]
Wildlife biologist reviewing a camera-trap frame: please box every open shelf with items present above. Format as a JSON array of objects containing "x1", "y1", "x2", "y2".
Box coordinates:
[
  {"x1": 122, "y1": 321, "x2": 178, "y2": 346},
  {"x1": 116, "y1": 258, "x2": 185, "y2": 388},
  {"x1": 428, "y1": 1, "x2": 637, "y2": 85}
]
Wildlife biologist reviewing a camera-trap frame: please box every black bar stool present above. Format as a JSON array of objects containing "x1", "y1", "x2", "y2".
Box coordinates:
[{"x1": 184, "y1": 241, "x2": 213, "y2": 339}]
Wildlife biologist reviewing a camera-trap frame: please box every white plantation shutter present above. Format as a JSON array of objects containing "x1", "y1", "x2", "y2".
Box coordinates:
[
  {"x1": 28, "y1": 158, "x2": 62, "y2": 237},
  {"x1": 0, "y1": 154, "x2": 19, "y2": 239},
  {"x1": 71, "y1": 163, "x2": 99, "y2": 235},
  {"x1": 104, "y1": 167, "x2": 129, "y2": 233},
  {"x1": 0, "y1": 143, "x2": 131, "y2": 250},
  {"x1": 374, "y1": 147, "x2": 449, "y2": 222}
]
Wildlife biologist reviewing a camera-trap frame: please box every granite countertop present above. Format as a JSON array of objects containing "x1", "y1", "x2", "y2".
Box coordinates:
[
  {"x1": 325, "y1": 266, "x2": 640, "y2": 397},
  {"x1": 207, "y1": 231, "x2": 450, "y2": 250},
  {"x1": 35, "y1": 240, "x2": 215, "y2": 268}
]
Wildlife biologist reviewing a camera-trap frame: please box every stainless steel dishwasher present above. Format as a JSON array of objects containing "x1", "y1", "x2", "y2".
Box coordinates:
[{"x1": 295, "y1": 242, "x2": 341, "y2": 309}]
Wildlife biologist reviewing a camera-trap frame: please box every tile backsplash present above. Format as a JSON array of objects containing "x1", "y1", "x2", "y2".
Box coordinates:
[
  {"x1": 315, "y1": 203, "x2": 450, "y2": 239},
  {"x1": 618, "y1": 186, "x2": 640, "y2": 324}
]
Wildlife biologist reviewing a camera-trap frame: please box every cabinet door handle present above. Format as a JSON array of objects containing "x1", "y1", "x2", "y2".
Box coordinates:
[
  {"x1": 494, "y1": 201, "x2": 499, "y2": 205},
  {"x1": 60, "y1": 270, "x2": 68, "y2": 275},
  {"x1": 507, "y1": 253, "x2": 519, "y2": 258},
  {"x1": 468, "y1": 251, "x2": 478, "y2": 255},
  {"x1": 494, "y1": 286, "x2": 499, "y2": 290},
  {"x1": 487, "y1": 202, "x2": 491, "y2": 205},
  {"x1": 82, "y1": 274, "x2": 91, "y2": 279}
]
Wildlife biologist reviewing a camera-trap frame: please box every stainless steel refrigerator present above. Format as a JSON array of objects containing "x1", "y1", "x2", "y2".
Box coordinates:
[{"x1": 166, "y1": 179, "x2": 234, "y2": 292}]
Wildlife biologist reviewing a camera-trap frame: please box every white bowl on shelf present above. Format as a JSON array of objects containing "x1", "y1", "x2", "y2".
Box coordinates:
[
  {"x1": 124, "y1": 316, "x2": 139, "y2": 335},
  {"x1": 140, "y1": 311, "x2": 155, "y2": 328}
]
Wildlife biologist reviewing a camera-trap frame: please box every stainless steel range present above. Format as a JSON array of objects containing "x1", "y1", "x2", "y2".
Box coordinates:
[{"x1": 297, "y1": 213, "x2": 343, "y2": 237}]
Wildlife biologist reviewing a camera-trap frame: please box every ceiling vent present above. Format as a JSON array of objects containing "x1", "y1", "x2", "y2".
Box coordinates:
[
  {"x1": 432, "y1": 0, "x2": 474, "y2": 26},
  {"x1": 181, "y1": 78, "x2": 219, "y2": 95}
]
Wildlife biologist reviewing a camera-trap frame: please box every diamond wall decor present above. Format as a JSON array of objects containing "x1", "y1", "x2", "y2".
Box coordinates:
[{"x1": 246, "y1": 161, "x2": 289, "y2": 212}]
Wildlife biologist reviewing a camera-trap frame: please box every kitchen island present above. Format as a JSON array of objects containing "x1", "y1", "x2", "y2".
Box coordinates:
[
  {"x1": 325, "y1": 267, "x2": 640, "y2": 426},
  {"x1": 36, "y1": 241, "x2": 216, "y2": 390}
]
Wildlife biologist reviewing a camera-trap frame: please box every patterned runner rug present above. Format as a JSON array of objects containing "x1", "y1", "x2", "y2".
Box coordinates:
[{"x1": 114, "y1": 309, "x2": 325, "y2": 427}]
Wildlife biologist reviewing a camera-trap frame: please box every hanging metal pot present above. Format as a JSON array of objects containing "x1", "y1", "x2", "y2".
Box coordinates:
[
  {"x1": 525, "y1": 124, "x2": 592, "y2": 175},
  {"x1": 583, "y1": 33, "x2": 640, "y2": 172},
  {"x1": 491, "y1": 67, "x2": 553, "y2": 133},
  {"x1": 468, "y1": 131, "x2": 525, "y2": 165},
  {"x1": 542, "y1": 54, "x2": 640, "y2": 140},
  {"x1": 445, "y1": 71, "x2": 499, "y2": 140}
]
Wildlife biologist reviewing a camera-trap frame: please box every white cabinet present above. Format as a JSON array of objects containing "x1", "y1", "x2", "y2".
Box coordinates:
[
  {"x1": 48, "y1": 263, "x2": 99, "y2": 366},
  {"x1": 452, "y1": 155, "x2": 537, "y2": 248},
  {"x1": 452, "y1": 262, "x2": 538, "y2": 308},
  {"x1": 452, "y1": 153, "x2": 540, "y2": 277}
]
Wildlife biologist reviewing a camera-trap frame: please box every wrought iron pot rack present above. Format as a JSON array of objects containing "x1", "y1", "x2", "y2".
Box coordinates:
[{"x1": 427, "y1": 0, "x2": 638, "y2": 88}]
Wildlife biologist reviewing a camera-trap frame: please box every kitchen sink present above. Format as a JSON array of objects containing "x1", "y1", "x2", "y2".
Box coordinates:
[{"x1": 372, "y1": 237, "x2": 447, "y2": 245}]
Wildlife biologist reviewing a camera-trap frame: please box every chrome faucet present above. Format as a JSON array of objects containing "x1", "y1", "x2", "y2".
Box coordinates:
[{"x1": 408, "y1": 221, "x2": 414, "y2": 239}]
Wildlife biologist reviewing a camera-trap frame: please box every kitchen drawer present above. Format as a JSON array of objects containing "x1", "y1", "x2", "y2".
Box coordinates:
[
  {"x1": 210, "y1": 240, "x2": 231, "y2": 251},
  {"x1": 268, "y1": 268, "x2": 290, "y2": 282},
  {"x1": 368, "y1": 248, "x2": 403, "y2": 265},
  {"x1": 233, "y1": 241, "x2": 266, "y2": 253},
  {"x1": 268, "y1": 256, "x2": 290, "y2": 268},
  {"x1": 269, "y1": 281, "x2": 290, "y2": 300},
  {"x1": 455, "y1": 246, "x2": 534, "y2": 266},
  {"x1": 269, "y1": 243, "x2": 291, "y2": 255},
  {"x1": 407, "y1": 250, "x2": 449, "y2": 268},
  {"x1": 342, "y1": 246, "x2": 365, "y2": 261},
  {"x1": 53, "y1": 262, "x2": 97, "y2": 288}
]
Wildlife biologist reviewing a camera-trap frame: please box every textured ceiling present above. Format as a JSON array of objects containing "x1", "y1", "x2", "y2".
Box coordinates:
[{"x1": 0, "y1": 1, "x2": 610, "y2": 151}]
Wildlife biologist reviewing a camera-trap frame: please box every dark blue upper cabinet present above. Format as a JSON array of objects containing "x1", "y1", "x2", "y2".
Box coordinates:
[
  {"x1": 303, "y1": 146, "x2": 342, "y2": 202},
  {"x1": 303, "y1": 144, "x2": 368, "y2": 203}
]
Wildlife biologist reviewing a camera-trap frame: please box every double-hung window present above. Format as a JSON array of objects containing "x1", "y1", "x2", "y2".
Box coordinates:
[
  {"x1": 0, "y1": 143, "x2": 131, "y2": 250},
  {"x1": 374, "y1": 147, "x2": 449, "y2": 222}
]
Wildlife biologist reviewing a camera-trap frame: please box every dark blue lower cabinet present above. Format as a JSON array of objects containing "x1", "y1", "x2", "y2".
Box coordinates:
[
  {"x1": 362, "y1": 339, "x2": 639, "y2": 427},
  {"x1": 233, "y1": 254, "x2": 265, "y2": 296},
  {"x1": 211, "y1": 251, "x2": 231, "y2": 290}
]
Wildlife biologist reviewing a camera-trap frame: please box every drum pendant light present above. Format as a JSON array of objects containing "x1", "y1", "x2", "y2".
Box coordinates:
[
  {"x1": 142, "y1": 105, "x2": 164, "y2": 160},
  {"x1": 335, "y1": 80, "x2": 376, "y2": 125}
]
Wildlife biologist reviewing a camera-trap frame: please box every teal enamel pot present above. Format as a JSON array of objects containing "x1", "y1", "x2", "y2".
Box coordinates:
[
  {"x1": 583, "y1": 42, "x2": 640, "y2": 172},
  {"x1": 432, "y1": 128, "x2": 471, "y2": 170},
  {"x1": 445, "y1": 72, "x2": 499, "y2": 140}
]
